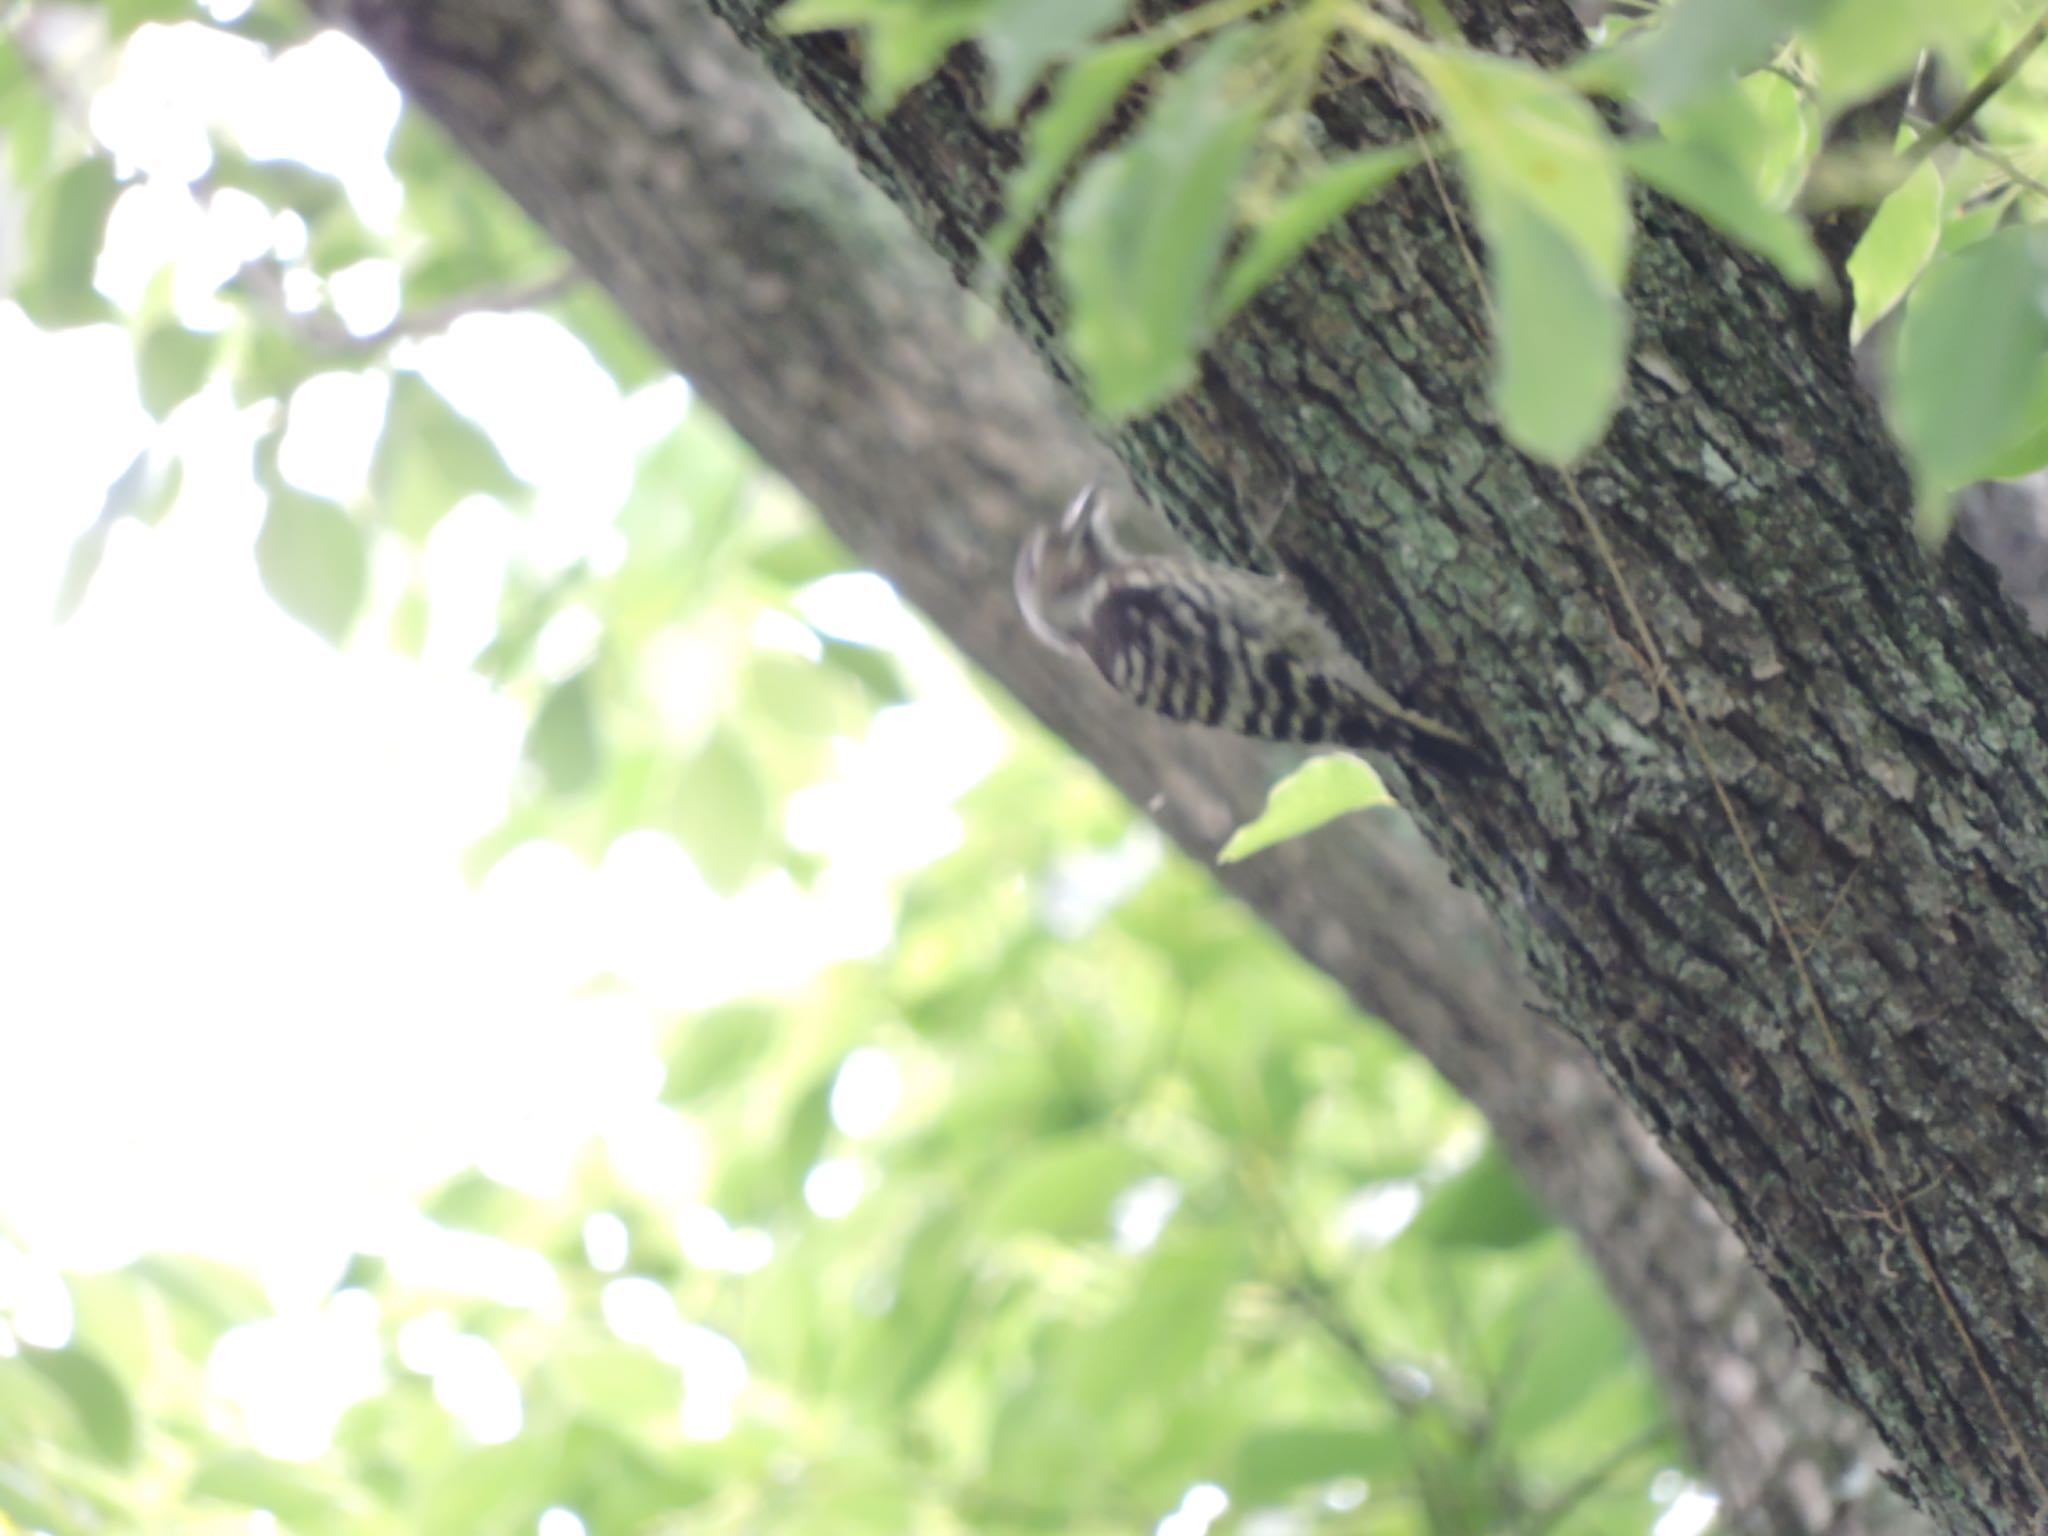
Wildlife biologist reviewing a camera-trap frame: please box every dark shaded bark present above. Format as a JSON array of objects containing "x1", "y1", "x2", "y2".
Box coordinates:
[{"x1": 302, "y1": 0, "x2": 2041, "y2": 1528}]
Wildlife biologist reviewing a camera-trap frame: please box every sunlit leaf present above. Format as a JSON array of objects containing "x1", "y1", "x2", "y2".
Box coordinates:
[
  {"x1": 1804, "y1": 0, "x2": 2002, "y2": 114},
  {"x1": 105, "y1": 0, "x2": 191, "y2": 35},
  {"x1": 1607, "y1": 0, "x2": 1825, "y2": 117},
  {"x1": 780, "y1": 0, "x2": 996, "y2": 108},
  {"x1": 1847, "y1": 156, "x2": 1943, "y2": 343},
  {"x1": 371, "y1": 370, "x2": 524, "y2": 543},
  {"x1": 254, "y1": 490, "x2": 369, "y2": 644},
  {"x1": 1216, "y1": 145, "x2": 1421, "y2": 319},
  {"x1": 527, "y1": 668, "x2": 605, "y2": 795},
  {"x1": 549, "y1": 1343, "x2": 683, "y2": 1430},
  {"x1": 55, "y1": 452, "x2": 182, "y2": 621},
  {"x1": 840, "y1": 1209, "x2": 974, "y2": 1406},
  {"x1": 1407, "y1": 1144, "x2": 1552, "y2": 1249},
  {"x1": 1486, "y1": 190, "x2": 1628, "y2": 463},
  {"x1": 1401, "y1": 44, "x2": 1629, "y2": 459},
  {"x1": 1218, "y1": 754, "x2": 1390, "y2": 864},
  {"x1": 1406, "y1": 45, "x2": 1628, "y2": 287},
  {"x1": 136, "y1": 323, "x2": 219, "y2": 418},
  {"x1": 774, "y1": 1072, "x2": 838, "y2": 1204},
  {"x1": 415, "y1": 1440, "x2": 558, "y2": 1533},
  {"x1": 389, "y1": 116, "x2": 559, "y2": 306},
  {"x1": 751, "y1": 529, "x2": 855, "y2": 590},
  {"x1": 16, "y1": 156, "x2": 121, "y2": 328},
  {"x1": 190, "y1": 1453, "x2": 347, "y2": 1527},
  {"x1": 818, "y1": 637, "x2": 910, "y2": 707},
  {"x1": 665, "y1": 1002, "x2": 780, "y2": 1101},
  {"x1": 554, "y1": 282, "x2": 671, "y2": 392},
  {"x1": 748, "y1": 650, "x2": 869, "y2": 740},
  {"x1": 1066, "y1": 1228, "x2": 1243, "y2": 1410},
  {"x1": 21, "y1": 1345, "x2": 136, "y2": 1467},
  {"x1": 1494, "y1": 1269, "x2": 1639, "y2": 1444},
  {"x1": 1058, "y1": 32, "x2": 1267, "y2": 417},
  {"x1": 1621, "y1": 136, "x2": 1822, "y2": 287},
  {"x1": 0, "y1": 39, "x2": 55, "y2": 187},
  {"x1": 979, "y1": 1130, "x2": 1146, "y2": 1239},
  {"x1": 1975, "y1": 362, "x2": 2048, "y2": 482},
  {"x1": 984, "y1": 31, "x2": 1170, "y2": 280},
  {"x1": 129, "y1": 1254, "x2": 272, "y2": 1355},
  {"x1": 672, "y1": 731, "x2": 772, "y2": 893},
  {"x1": 1232, "y1": 1422, "x2": 1406, "y2": 1504},
  {"x1": 1888, "y1": 224, "x2": 2048, "y2": 527},
  {"x1": 981, "y1": 0, "x2": 1127, "y2": 121}
]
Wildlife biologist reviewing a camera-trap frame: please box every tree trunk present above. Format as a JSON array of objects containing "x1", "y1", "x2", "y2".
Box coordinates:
[{"x1": 311, "y1": 0, "x2": 2046, "y2": 1528}]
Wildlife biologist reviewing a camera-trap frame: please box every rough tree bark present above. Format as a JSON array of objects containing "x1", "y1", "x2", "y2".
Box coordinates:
[{"x1": 308, "y1": 0, "x2": 2047, "y2": 1530}]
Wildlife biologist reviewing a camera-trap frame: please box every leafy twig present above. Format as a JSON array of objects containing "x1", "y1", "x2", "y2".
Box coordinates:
[
  {"x1": 233, "y1": 258, "x2": 581, "y2": 354},
  {"x1": 1902, "y1": 7, "x2": 2048, "y2": 173}
]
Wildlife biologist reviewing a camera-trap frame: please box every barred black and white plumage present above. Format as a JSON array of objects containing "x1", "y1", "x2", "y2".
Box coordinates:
[{"x1": 1015, "y1": 485, "x2": 1489, "y2": 777}]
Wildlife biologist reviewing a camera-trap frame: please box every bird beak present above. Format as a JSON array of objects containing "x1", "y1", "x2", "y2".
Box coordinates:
[{"x1": 1059, "y1": 483, "x2": 1099, "y2": 536}]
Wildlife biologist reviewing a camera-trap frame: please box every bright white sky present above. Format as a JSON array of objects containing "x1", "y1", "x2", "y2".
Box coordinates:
[{"x1": 0, "y1": 12, "x2": 1010, "y2": 1466}]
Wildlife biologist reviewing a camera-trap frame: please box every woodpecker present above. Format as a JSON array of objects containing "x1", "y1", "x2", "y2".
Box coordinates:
[{"x1": 1015, "y1": 484, "x2": 1489, "y2": 776}]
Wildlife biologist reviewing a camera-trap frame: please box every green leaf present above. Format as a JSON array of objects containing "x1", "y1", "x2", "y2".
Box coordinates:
[
  {"x1": 129, "y1": 1254, "x2": 272, "y2": 1350},
  {"x1": 818, "y1": 637, "x2": 909, "y2": 706},
  {"x1": 1621, "y1": 136, "x2": 1822, "y2": 287},
  {"x1": 0, "y1": 40, "x2": 55, "y2": 188},
  {"x1": 1888, "y1": 225, "x2": 2048, "y2": 518},
  {"x1": 549, "y1": 1342, "x2": 682, "y2": 1430},
  {"x1": 1804, "y1": 0, "x2": 2002, "y2": 114},
  {"x1": 773, "y1": 1073, "x2": 838, "y2": 1203},
  {"x1": 0, "y1": 1470, "x2": 67, "y2": 1533},
  {"x1": 751, "y1": 531, "x2": 856, "y2": 591},
  {"x1": 1067, "y1": 1229, "x2": 1243, "y2": 1411},
  {"x1": 981, "y1": 0, "x2": 1128, "y2": 121},
  {"x1": 56, "y1": 452, "x2": 183, "y2": 621},
  {"x1": 553, "y1": 282, "x2": 670, "y2": 392},
  {"x1": 526, "y1": 668, "x2": 604, "y2": 795},
  {"x1": 1402, "y1": 44, "x2": 1629, "y2": 459},
  {"x1": 1847, "y1": 156, "x2": 1943, "y2": 343},
  {"x1": 1215, "y1": 145, "x2": 1421, "y2": 319},
  {"x1": 370, "y1": 370, "x2": 524, "y2": 544},
  {"x1": 1610, "y1": 0, "x2": 1824, "y2": 117},
  {"x1": 748, "y1": 651, "x2": 868, "y2": 739},
  {"x1": 22, "y1": 1344, "x2": 136, "y2": 1467},
  {"x1": 979, "y1": 1131, "x2": 1145, "y2": 1239},
  {"x1": 1975, "y1": 362, "x2": 2048, "y2": 482},
  {"x1": 837, "y1": 1209, "x2": 974, "y2": 1407},
  {"x1": 190, "y1": 1452, "x2": 345, "y2": 1527},
  {"x1": 16, "y1": 156, "x2": 121, "y2": 328},
  {"x1": 984, "y1": 32, "x2": 1171, "y2": 280},
  {"x1": 416, "y1": 1441, "x2": 557, "y2": 1534},
  {"x1": 254, "y1": 491, "x2": 369, "y2": 644},
  {"x1": 664, "y1": 1002, "x2": 779, "y2": 1102},
  {"x1": 672, "y1": 731, "x2": 771, "y2": 895},
  {"x1": 1218, "y1": 754, "x2": 1390, "y2": 864},
  {"x1": 780, "y1": 0, "x2": 997, "y2": 108},
  {"x1": 1057, "y1": 33, "x2": 1267, "y2": 418},
  {"x1": 1232, "y1": 1423, "x2": 1405, "y2": 1505},
  {"x1": 105, "y1": 0, "x2": 192, "y2": 36},
  {"x1": 1406, "y1": 1145, "x2": 1552, "y2": 1249},
  {"x1": 1485, "y1": 189, "x2": 1628, "y2": 463},
  {"x1": 1494, "y1": 1271, "x2": 1637, "y2": 1442},
  {"x1": 1407, "y1": 45, "x2": 1629, "y2": 288},
  {"x1": 231, "y1": 320, "x2": 326, "y2": 408},
  {"x1": 136, "y1": 323, "x2": 219, "y2": 419},
  {"x1": 1652, "y1": 75, "x2": 1813, "y2": 209}
]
